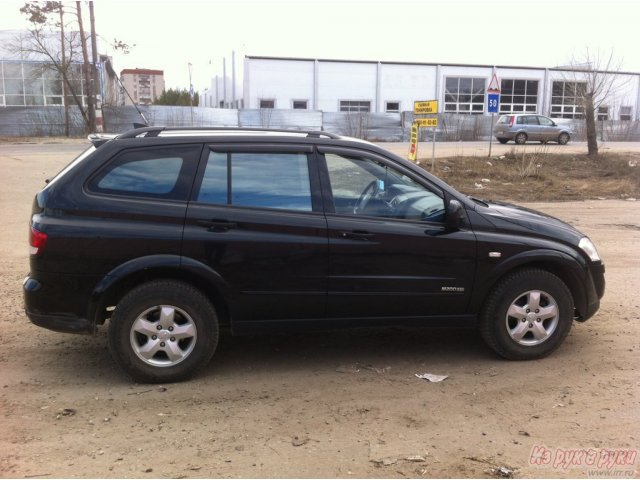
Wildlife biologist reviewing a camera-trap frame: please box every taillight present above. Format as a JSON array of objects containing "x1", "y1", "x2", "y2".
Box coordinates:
[
  {"x1": 509, "y1": 116, "x2": 515, "y2": 127},
  {"x1": 29, "y1": 226, "x2": 48, "y2": 256}
]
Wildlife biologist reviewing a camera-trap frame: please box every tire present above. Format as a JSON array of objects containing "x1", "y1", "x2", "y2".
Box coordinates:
[
  {"x1": 497, "y1": 138, "x2": 509, "y2": 144},
  {"x1": 558, "y1": 132, "x2": 570, "y2": 145},
  {"x1": 515, "y1": 132, "x2": 528, "y2": 145},
  {"x1": 108, "y1": 280, "x2": 219, "y2": 383},
  {"x1": 479, "y1": 268, "x2": 573, "y2": 360}
]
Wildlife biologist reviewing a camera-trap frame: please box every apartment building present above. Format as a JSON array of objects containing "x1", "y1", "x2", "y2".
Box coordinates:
[{"x1": 120, "y1": 68, "x2": 165, "y2": 106}]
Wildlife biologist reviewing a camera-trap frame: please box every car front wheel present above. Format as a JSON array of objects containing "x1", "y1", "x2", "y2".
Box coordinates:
[
  {"x1": 479, "y1": 269, "x2": 573, "y2": 360},
  {"x1": 108, "y1": 280, "x2": 219, "y2": 383}
]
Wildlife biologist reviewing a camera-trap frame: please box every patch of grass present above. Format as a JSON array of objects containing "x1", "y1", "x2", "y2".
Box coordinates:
[{"x1": 421, "y1": 150, "x2": 640, "y2": 202}]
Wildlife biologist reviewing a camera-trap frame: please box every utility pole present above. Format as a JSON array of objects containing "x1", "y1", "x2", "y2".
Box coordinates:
[
  {"x1": 222, "y1": 58, "x2": 227, "y2": 108},
  {"x1": 76, "y1": 2, "x2": 95, "y2": 132},
  {"x1": 188, "y1": 62, "x2": 194, "y2": 126},
  {"x1": 231, "y1": 50, "x2": 236, "y2": 109},
  {"x1": 89, "y1": 1, "x2": 103, "y2": 132},
  {"x1": 59, "y1": 6, "x2": 69, "y2": 136}
]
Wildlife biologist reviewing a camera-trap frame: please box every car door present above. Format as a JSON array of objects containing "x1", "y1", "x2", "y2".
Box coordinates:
[
  {"x1": 537, "y1": 115, "x2": 558, "y2": 142},
  {"x1": 524, "y1": 115, "x2": 541, "y2": 140},
  {"x1": 182, "y1": 144, "x2": 328, "y2": 325},
  {"x1": 318, "y1": 146, "x2": 477, "y2": 320}
]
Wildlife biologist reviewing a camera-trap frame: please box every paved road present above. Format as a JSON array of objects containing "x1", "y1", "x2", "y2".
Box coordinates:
[
  {"x1": 378, "y1": 141, "x2": 640, "y2": 158},
  {"x1": 2, "y1": 140, "x2": 639, "y2": 162}
]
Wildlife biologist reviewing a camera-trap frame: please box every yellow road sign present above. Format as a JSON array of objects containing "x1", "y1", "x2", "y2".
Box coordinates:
[
  {"x1": 408, "y1": 123, "x2": 418, "y2": 161},
  {"x1": 415, "y1": 118, "x2": 438, "y2": 127},
  {"x1": 414, "y1": 100, "x2": 438, "y2": 114}
]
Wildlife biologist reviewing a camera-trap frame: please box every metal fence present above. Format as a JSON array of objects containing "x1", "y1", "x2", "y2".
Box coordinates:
[{"x1": 1, "y1": 105, "x2": 639, "y2": 141}]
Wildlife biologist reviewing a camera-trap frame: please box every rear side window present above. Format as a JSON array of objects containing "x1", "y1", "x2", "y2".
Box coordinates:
[
  {"x1": 88, "y1": 146, "x2": 201, "y2": 200},
  {"x1": 497, "y1": 116, "x2": 512, "y2": 125},
  {"x1": 196, "y1": 151, "x2": 313, "y2": 211}
]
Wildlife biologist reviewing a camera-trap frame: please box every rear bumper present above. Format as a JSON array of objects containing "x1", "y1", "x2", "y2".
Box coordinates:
[
  {"x1": 26, "y1": 310, "x2": 95, "y2": 334},
  {"x1": 23, "y1": 273, "x2": 98, "y2": 334}
]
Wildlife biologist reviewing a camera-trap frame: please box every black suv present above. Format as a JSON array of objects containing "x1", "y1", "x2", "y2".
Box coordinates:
[{"x1": 24, "y1": 127, "x2": 605, "y2": 382}]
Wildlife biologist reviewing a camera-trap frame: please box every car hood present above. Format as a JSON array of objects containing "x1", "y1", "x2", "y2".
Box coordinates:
[{"x1": 473, "y1": 199, "x2": 584, "y2": 244}]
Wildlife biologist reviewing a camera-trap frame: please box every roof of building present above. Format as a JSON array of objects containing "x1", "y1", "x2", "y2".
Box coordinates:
[
  {"x1": 245, "y1": 55, "x2": 640, "y2": 76},
  {"x1": 120, "y1": 68, "x2": 164, "y2": 76}
]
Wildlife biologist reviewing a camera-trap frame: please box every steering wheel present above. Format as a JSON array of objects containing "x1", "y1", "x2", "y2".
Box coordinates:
[{"x1": 354, "y1": 180, "x2": 380, "y2": 214}]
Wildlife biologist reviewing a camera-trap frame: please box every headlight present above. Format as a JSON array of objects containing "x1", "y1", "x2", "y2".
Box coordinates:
[{"x1": 579, "y1": 237, "x2": 601, "y2": 262}]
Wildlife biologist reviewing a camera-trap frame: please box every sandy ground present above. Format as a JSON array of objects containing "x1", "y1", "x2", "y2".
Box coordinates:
[{"x1": 0, "y1": 143, "x2": 638, "y2": 478}]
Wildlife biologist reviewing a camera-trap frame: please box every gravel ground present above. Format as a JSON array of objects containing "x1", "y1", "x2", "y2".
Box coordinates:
[{"x1": 0, "y1": 143, "x2": 638, "y2": 478}]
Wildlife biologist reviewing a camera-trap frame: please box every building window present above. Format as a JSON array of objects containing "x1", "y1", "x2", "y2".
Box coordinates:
[
  {"x1": 620, "y1": 106, "x2": 632, "y2": 121},
  {"x1": 339, "y1": 100, "x2": 371, "y2": 113},
  {"x1": 597, "y1": 106, "x2": 609, "y2": 121},
  {"x1": 259, "y1": 99, "x2": 275, "y2": 109},
  {"x1": 385, "y1": 101, "x2": 400, "y2": 113},
  {"x1": 499, "y1": 79, "x2": 538, "y2": 113},
  {"x1": 444, "y1": 77, "x2": 485, "y2": 114},
  {"x1": 292, "y1": 100, "x2": 307, "y2": 109},
  {"x1": 550, "y1": 81, "x2": 586, "y2": 119}
]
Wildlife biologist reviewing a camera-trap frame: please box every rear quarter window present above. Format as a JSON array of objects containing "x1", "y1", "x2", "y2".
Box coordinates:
[{"x1": 87, "y1": 145, "x2": 201, "y2": 200}]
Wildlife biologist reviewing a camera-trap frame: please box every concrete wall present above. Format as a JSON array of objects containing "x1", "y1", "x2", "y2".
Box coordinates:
[{"x1": 2, "y1": 105, "x2": 639, "y2": 142}]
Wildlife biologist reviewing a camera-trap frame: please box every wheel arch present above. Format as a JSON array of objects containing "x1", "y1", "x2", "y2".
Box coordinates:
[
  {"x1": 471, "y1": 250, "x2": 590, "y2": 320},
  {"x1": 88, "y1": 255, "x2": 231, "y2": 328}
]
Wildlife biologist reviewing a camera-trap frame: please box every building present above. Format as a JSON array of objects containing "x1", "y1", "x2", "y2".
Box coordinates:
[
  {"x1": 242, "y1": 55, "x2": 640, "y2": 121},
  {"x1": 199, "y1": 75, "x2": 243, "y2": 109},
  {"x1": 0, "y1": 29, "x2": 118, "y2": 108},
  {"x1": 120, "y1": 68, "x2": 165, "y2": 106}
]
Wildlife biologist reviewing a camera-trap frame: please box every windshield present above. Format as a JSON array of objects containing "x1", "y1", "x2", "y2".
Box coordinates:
[{"x1": 44, "y1": 145, "x2": 96, "y2": 188}]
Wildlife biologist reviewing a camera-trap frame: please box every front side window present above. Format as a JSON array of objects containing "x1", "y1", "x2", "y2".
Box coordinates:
[
  {"x1": 89, "y1": 146, "x2": 200, "y2": 199},
  {"x1": 197, "y1": 151, "x2": 312, "y2": 212},
  {"x1": 444, "y1": 77, "x2": 485, "y2": 114},
  {"x1": 325, "y1": 153, "x2": 445, "y2": 222},
  {"x1": 538, "y1": 116, "x2": 554, "y2": 126}
]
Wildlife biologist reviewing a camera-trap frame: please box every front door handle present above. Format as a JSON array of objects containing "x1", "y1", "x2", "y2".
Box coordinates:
[
  {"x1": 340, "y1": 230, "x2": 375, "y2": 241},
  {"x1": 196, "y1": 219, "x2": 237, "y2": 232}
]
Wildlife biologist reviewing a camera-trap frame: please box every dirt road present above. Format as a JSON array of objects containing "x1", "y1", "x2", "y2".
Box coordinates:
[{"x1": 0, "y1": 143, "x2": 638, "y2": 478}]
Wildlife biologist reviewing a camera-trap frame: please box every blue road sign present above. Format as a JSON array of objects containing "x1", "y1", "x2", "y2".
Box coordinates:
[{"x1": 488, "y1": 93, "x2": 500, "y2": 113}]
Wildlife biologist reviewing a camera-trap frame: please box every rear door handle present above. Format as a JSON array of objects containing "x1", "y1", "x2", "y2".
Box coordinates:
[
  {"x1": 340, "y1": 230, "x2": 375, "y2": 241},
  {"x1": 196, "y1": 219, "x2": 237, "y2": 232}
]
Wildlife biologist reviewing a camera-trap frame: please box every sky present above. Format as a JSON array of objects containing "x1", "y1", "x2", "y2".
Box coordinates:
[{"x1": 0, "y1": 0, "x2": 638, "y2": 92}]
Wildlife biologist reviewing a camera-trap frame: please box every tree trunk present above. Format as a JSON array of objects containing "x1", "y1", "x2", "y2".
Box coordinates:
[
  {"x1": 76, "y1": 2, "x2": 96, "y2": 133},
  {"x1": 584, "y1": 94, "x2": 599, "y2": 156}
]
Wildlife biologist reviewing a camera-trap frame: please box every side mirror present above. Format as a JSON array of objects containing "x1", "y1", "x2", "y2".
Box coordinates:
[{"x1": 445, "y1": 199, "x2": 465, "y2": 232}]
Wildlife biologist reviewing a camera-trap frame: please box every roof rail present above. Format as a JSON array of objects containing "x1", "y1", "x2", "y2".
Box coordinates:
[
  {"x1": 88, "y1": 133, "x2": 118, "y2": 147},
  {"x1": 116, "y1": 126, "x2": 342, "y2": 139}
]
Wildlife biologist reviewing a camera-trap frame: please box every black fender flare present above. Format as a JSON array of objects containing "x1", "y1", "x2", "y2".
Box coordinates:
[
  {"x1": 87, "y1": 255, "x2": 229, "y2": 324},
  {"x1": 470, "y1": 248, "x2": 590, "y2": 316}
]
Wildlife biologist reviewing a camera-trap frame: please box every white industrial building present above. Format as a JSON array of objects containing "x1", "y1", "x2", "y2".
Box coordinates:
[{"x1": 241, "y1": 55, "x2": 640, "y2": 121}]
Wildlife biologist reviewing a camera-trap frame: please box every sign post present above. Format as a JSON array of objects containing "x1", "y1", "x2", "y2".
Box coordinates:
[
  {"x1": 411, "y1": 100, "x2": 439, "y2": 168},
  {"x1": 486, "y1": 70, "x2": 501, "y2": 157}
]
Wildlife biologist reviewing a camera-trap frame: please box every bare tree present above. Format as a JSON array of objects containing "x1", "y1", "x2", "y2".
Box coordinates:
[
  {"x1": 17, "y1": 1, "x2": 89, "y2": 134},
  {"x1": 566, "y1": 49, "x2": 625, "y2": 155}
]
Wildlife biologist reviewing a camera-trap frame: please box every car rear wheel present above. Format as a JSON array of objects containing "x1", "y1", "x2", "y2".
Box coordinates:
[
  {"x1": 479, "y1": 268, "x2": 573, "y2": 360},
  {"x1": 558, "y1": 132, "x2": 570, "y2": 145},
  {"x1": 497, "y1": 138, "x2": 509, "y2": 144},
  {"x1": 515, "y1": 133, "x2": 528, "y2": 145},
  {"x1": 108, "y1": 280, "x2": 219, "y2": 383}
]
